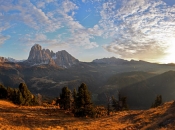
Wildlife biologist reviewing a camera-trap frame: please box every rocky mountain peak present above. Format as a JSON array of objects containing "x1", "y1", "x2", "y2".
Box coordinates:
[
  {"x1": 27, "y1": 44, "x2": 79, "y2": 68},
  {"x1": 0, "y1": 57, "x2": 8, "y2": 62},
  {"x1": 31, "y1": 44, "x2": 42, "y2": 50}
]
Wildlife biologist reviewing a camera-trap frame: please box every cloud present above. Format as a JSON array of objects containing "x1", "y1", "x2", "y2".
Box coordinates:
[
  {"x1": 62, "y1": 0, "x2": 78, "y2": 13},
  {"x1": 0, "y1": 0, "x2": 55, "y2": 32},
  {"x1": 36, "y1": 1, "x2": 45, "y2": 8},
  {"x1": 2, "y1": 0, "x2": 175, "y2": 59},
  {"x1": 100, "y1": 0, "x2": 175, "y2": 61},
  {"x1": 20, "y1": 33, "x2": 58, "y2": 46},
  {"x1": 0, "y1": 23, "x2": 11, "y2": 33},
  {"x1": 0, "y1": 0, "x2": 102, "y2": 50},
  {"x1": 0, "y1": 35, "x2": 10, "y2": 45},
  {"x1": 66, "y1": 28, "x2": 99, "y2": 49}
]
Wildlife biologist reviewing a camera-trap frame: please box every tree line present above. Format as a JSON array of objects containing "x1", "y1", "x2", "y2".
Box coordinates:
[
  {"x1": 0, "y1": 82, "x2": 163, "y2": 118},
  {"x1": 56, "y1": 83, "x2": 129, "y2": 117},
  {"x1": 0, "y1": 83, "x2": 38, "y2": 106}
]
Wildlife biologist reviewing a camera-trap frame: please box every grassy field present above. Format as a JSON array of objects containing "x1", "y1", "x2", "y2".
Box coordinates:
[{"x1": 0, "y1": 100, "x2": 175, "y2": 130}]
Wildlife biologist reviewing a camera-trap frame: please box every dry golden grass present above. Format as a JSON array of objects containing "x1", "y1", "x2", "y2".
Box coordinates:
[{"x1": 0, "y1": 100, "x2": 175, "y2": 130}]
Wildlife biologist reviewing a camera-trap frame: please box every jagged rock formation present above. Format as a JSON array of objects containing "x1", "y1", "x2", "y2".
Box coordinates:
[
  {"x1": 0, "y1": 57, "x2": 8, "y2": 62},
  {"x1": 27, "y1": 44, "x2": 79, "y2": 68}
]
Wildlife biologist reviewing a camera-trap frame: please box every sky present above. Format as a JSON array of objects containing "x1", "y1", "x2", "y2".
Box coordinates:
[{"x1": 0, "y1": 0, "x2": 175, "y2": 63}]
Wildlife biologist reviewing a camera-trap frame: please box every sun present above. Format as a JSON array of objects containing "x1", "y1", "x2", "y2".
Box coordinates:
[{"x1": 159, "y1": 38, "x2": 175, "y2": 64}]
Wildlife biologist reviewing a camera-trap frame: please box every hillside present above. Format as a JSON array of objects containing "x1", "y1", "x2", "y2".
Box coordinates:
[
  {"x1": 120, "y1": 71, "x2": 175, "y2": 109},
  {"x1": 0, "y1": 100, "x2": 175, "y2": 130}
]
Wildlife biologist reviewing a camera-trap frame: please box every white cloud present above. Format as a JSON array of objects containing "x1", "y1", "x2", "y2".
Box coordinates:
[
  {"x1": 62, "y1": 0, "x2": 78, "y2": 13},
  {"x1": 66, "y1": 28, "x2": 99, "y2": 49},
  {"x1": 0, "y1": 35, "x2": 10, "y2": 45},
  {"x1": 0, "y1": 0, "x2": 102, "y2": 50},
  {"x1": 36, "y1": 1, "x2": 45, "y2": 8},
  {"x1": 100, "y1": 0, "x2": 175, "y2": 61},
  {"x1": 20, "y1": 33, "x2": 59, "y2": 45},
  {"x1": 2, "y1": 0, "x2": 175, "y2": 59},
  {"x1": 35, "y1": 34, "x2": 47, "y2": 41}
]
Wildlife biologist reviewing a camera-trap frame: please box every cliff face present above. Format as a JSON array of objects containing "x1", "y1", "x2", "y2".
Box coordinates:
[
  {"x1": 27, "y1": 44, "x2": 79, "y2": 67},
  {"x1": 27, "y1": 44, "x2": 51, "y2": 64}
]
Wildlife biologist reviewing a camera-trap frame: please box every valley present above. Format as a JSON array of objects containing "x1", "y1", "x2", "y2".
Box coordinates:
[{"x1": 1, "y1": 44, "x2": 175, "y2": 109}]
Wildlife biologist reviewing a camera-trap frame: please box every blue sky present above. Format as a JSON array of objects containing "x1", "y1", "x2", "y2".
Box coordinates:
[{"x1": 0, "y1": 0, "x2": 175, "y2": 63}]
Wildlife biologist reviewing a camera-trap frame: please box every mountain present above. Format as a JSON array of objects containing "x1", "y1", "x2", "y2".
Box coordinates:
[
  {"x1": 0, "y1": 56, "x2": 24, "y2": 63},
  {"x1": 7, "y1": 57, "x2": 25, "y2": 63},
  {"x1": 27, "y1": 44, "x2": 79, "y2": 68},
  {"x1": 107, "y1": 71, "x2": 156, "y2": 89},
  {"x1": 1, "y1": 46, "x2": 175, "y2": 109},
  {"x1": 93, "y1": 57, "x2": 128, "y2": 64},
  {"x1": 119, "y1": 71, "x2": 175, "y2": 109},
  {"x1": 0, "y1": 57, "x2": 8, "y2": 62}
]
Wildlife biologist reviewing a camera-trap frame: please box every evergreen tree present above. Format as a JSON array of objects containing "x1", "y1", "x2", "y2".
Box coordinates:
[
  {"x1": 18, "y1": 83, "x2": 38, "y2": 106},
  {"x1": 121, "y1": 97, "x2": 128, "y2": 110},
  {"x1": 59, "y1": 86, "x2": 72, "y2": 110},
  {"x1": 6, "y1": 87, "x2": 14, "y2": 100},
  {"x1": 12, "y1": 89, "x2": 19, "y2": 104},
  {"x1": 72, "y1": 88, "x2": 77, "y2": 111},
  {"x1": 0, "y1": 84, "x2": 7, "y2": 99},
  {"x1": 105, "y1": 93, "x2": 111, "y2": 116},
  {"x1": 111, "y1": 92, "x2": 128, "y2": 111},
  {"x1": 74, "y1": 83, "x2": 93, "y2": 117},
  {"x1": 111, "y1": 96, "x2": 119, "y2": 111},
  {"x1": 16, "y1": 91, "x2": 25, "y2": 105},
  {"x1": 0, "y1": 83, "x2": 38, "y2": 106},
  {"x1": 152, "y1": 95, "x2": 163, "y2": 108}
]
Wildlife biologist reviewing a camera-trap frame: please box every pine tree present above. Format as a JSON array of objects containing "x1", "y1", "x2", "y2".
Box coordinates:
[
  {"x1": 111, "y1": 92, "x2": 128, "y2": 111},
  {"x1": 72, "y1": 88, "x2": 77, "y2": 111},
  {"x1": 18, "y1": 83, "x2": 38, "y2": 106},
  {"x1": 74, "y1": 83, "x2": 93, "y2": 117},
  {"x1": 59, "y1": 86, "x2": 72, "y2": 110},
  {"x1": 152, "y1": 95, "x2": 163, "y2": 108},
  {"x1": 6, "y1": 87, "x2": 14, "y2": 100},
  {"x1": 14, "y1": 90, "x2": 25, "y2": 105},
  {"x1": 12, "y1": 89, "x2": 20, "y2": 104},
  {"x1": 0, "y1": 84, "x2": 7, "y2": 99},
  {"x1": 111, "y1": 96, "x2": 119, "y2": 111},
  {"x1": 105, "y1": 93, "x2": 111, "y2": 116},
  {"x1": 121, "y1": 97, "x2": 128, "y2": 110}
]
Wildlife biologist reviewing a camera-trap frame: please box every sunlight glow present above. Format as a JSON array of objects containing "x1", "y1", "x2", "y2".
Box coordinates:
[{"x1": 159, "y1": 38, "x2": 175, "y2": 64}]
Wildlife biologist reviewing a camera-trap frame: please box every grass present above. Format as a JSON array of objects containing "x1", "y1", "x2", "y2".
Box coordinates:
[{"x1": 0, "y1": 100, "x2": 175, "y2": 130}]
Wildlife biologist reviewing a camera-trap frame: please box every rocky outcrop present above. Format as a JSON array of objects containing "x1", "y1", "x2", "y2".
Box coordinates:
[
  {"x1": 27, "y1": 44, "x2": 79, "y2": 68},
  {"x1": 28, "y1": 44, "x2": 51, "y2": 64},
  {"x1": 54, "y1": 50, "x2": 79, "y2": 68},
  {"x1": 0, "y1": 57, "x2": 8, "y2": 62}
]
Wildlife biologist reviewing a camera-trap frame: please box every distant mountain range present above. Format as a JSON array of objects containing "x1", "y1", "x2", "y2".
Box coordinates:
[
  {"x1": 0, "y1": 44, "x2": 164, "y2": 68},
  {"x1": 1, "y1": 44, "x2": 175, "y2": 109},
  {"x1": 0, "y1": 57, "x2": 24, "y2": 63},
  {"x1": 0, "y1": 44, "x2": 79, "y2": 68}
]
